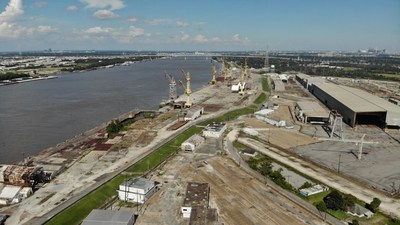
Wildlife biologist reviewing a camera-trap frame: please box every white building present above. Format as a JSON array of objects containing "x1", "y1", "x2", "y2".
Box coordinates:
[
  {"x1": 117, "y1": 178, "x2": 157, "y2": 204},
  {"x1": 181, "y1": 134, "x2": 205, "y2": 152},
  {"x1": 299, "y1": 184, "x2": 329, "y2": 197},
  {"x1": 0, "y1": 185, "x2": 22, "y2": 205},
  {"x1": 184, "y1": 106, "x2": 204, "y2": 121},
  {"x1": 203, "y1": 122, "x2": 227, "y2": 138}
]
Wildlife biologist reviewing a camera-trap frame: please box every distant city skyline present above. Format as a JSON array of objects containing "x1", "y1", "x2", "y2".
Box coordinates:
[{"x1": 0, "y1": 0, "x2": 399, "y2": 52}]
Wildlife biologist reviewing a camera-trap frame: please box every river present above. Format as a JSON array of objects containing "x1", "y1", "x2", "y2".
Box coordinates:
[{"x1": 0, "y1": 56, "x2": 212, "y2": 164}]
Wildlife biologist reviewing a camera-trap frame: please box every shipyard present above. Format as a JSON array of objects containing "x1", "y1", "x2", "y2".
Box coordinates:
[
  {"x1": 0, "y1": 50, "x2": 399, "y2": 225},
  {"x1": 1, "y1": 0, "x2": 400, "y2": 224}
]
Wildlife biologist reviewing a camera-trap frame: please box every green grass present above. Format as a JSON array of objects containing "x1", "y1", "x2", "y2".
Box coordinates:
[
  {"x1": 199, "y1": 107, "x2": 255, "y2": 126},
  {"x1": 46, "y1": 107, "x2": 255, "y2": 225},
  {"x1": 233, "y1": 140, "x2": 248, "y2": 150},
  {"x1": 306, "y1": 190, "x2": 331, "y2": 205},
  {"x1": 327, "y1": 209, "x2": 351, "y2": 220},
  {"x1": 261, "y1": 76, "x2": 269, "y2": 92},
  {"x1": 46, "y1": 174, "x2": 125, "y2": 225},
  {"x1": 254, "y1": 92, "x2": 267, "y2": 105}
]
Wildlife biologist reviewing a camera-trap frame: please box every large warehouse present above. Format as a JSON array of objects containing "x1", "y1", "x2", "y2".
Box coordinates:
[{"x1": 309, "y1": 82, "x2": 400, "y2": 128}]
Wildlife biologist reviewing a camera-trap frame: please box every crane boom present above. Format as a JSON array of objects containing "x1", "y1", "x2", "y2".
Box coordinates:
[{"x1": 164, "y1": 71, "x2": 177, "y2": 100}]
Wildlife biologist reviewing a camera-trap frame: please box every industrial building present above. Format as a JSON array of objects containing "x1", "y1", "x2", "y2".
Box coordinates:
[
  {"x1": 117, "y1": 178, "x2": 157, "y2": 204},
  {"x1": 310, "y1": 83, "x2": 400, "y2": 128},
  {"x1": 299, "y1": 184, "x2": 329, "y2": 197},
  {"x1": 203, "y1": 122, "x2": 227, "y2": 138},
  {"x1": 295, "y1": 101, "x2": 330, "y2": 124},
  {"x1": 81, "y1": 209, "x2": 135, "y2": 225},
  {"x1": 181, "y1": 134, "x2": 205, "y2": 152},
  {"x1": 271, "y1": 76, "x2": 285, "y2": 91},
  {"x1": 0, "y1": 185, "x2": 32, "y2": 205},
  {"x1": 2, "y1": 165, "x2": 43, "y2": 187},
  {"x1": 184, "y1": 106, "x2": 204, "y2": 121},
  {"x1": 181, "y1": 182, "x2": 218, "y2": 224},
  {"x1": 295, "y1": 74, "x2": 400, "y2": 128}
]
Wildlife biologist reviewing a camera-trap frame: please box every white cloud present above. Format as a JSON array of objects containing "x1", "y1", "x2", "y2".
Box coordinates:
[
  {"x1": 176, "y1": 21, "x2": 189, "y2": 27},
  {"x1": 0, "y1": 0, "x2": 24, "y2": 22},
  {"x1": 79, "y1": 0, "x2": 125, "y2": 10},
  {"x1": 194, "y1": 34, "x2": 208, "y2": 43},
  {"x1": 211, "y1": 37, "x2": 222, "y2": 43},
  {"x1": 66, "y1": 5, "x2": 79, "y2": 11},
  {"x1": 128, "y1": 26, "x2": 146, "y2": 37},
  {"x1": 80, "y1": 25, "x2": 150, "y2": 44},
  {"x1": 0, "y1": 0, "x2": 24, "y2": 39},
  {"x1": 128, "y1": 16, "x2": 138, "y2": 22},
  {"x1": 37, "y1": 25, "x2": 56, "y2": 33},
  {"x1": 34, "y1": 1, "x2": 47, "y2": 8},
  {"x1": 179, "y1": 31, "x2": 189, "y2": 41},
  {"x1": 85, "y1": 26, "x2": 113, "y2": 34},
  {"x1": 232, "y1": 34, "x2": 250, "y2": 45},
  {"x1": 92, "y1": 9, "x2": 119, "y2": 19}
]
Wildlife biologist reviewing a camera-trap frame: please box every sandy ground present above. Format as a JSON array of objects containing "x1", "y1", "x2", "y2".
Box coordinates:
[{"x1": 136, "y1": 153, "x2": 326, "y2": 225}]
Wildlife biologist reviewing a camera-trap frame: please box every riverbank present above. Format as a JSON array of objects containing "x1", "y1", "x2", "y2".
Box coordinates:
[
  {"x1": 0, "y1": 75, "x2": 57, "y2": 86},
  {"x1": 0, "y1": 56, "x2": 213, "y2": 164}
]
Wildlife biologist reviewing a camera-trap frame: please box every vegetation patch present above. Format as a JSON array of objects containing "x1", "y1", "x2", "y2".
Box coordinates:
[
  {"x1": 254, "y1": 92, "x2": 267, "y2": 105},
  {"x1": 261, "y1": 76, "x2": 270, "y2": 92}
]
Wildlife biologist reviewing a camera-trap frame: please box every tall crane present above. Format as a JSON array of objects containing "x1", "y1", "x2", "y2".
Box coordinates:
[
  {"x1": 211, "y1": 61, "x2": 217, "y2": 84},
  {"x1": 164, "y1": 71, "x2": 177, "y2": 100},
  {"x1": 180, "y1": 69, "x2": 192, "y2": 108},
  {"x1": 238, "y1": 68, "x2": 246, "y2": 95},
  {"x1": 244, "y1": 58, "x2": 248, "y2": 78}
]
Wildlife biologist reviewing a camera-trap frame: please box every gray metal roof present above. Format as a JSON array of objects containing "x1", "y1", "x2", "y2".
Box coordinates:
[
  {"x1": 315, "y1": 83, "x2": 400, "y2": 126},
  {"x1": 81, "y1": 209, "x2": 134, "y2": 225},
  {"x1": 296, "y1": 101, "x2": 329, "y2": 118},
  {"x1": 122, "y1": 178, "x2": 155, "y2": 191}
]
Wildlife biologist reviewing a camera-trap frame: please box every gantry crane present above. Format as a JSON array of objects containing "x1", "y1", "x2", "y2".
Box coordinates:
[
  {"x1": 164, "y1": 71, "x2": 177, "y2": 100},
  {"x1": 179, "y1": 69, "x2": 192, "y2": 108},
  {"x1": 211, "y1": 60, "x2": 217, "y2": 84}
]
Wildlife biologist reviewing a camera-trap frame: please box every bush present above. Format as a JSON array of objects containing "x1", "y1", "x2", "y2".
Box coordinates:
[
  {"x1": 323, "y1": 190, "x2": 344, "y2": 211},
  {"x1": 366, "y1": 197, "x2": 381, "y2": 213},
  {"x1": 316, "y1": 201, "x2": 327, "y2": 212},
  {"x1": 351, "y1": 219, "x2": 359, "y2": 225}
]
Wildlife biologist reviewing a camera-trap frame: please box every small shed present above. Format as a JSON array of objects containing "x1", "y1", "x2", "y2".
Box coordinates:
[{"x1": 181, "y1": 134, "x2": 205, "y2": 152}]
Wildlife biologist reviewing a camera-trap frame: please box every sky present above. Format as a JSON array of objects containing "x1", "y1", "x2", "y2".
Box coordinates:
[{"x1": 0, "y1": 0, "x2": 399, "y2": 52}]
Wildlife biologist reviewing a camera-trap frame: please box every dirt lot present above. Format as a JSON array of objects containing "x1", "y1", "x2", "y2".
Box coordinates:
[{"x1": 137, "y1": 153, "x2": 326, "y2": 225}]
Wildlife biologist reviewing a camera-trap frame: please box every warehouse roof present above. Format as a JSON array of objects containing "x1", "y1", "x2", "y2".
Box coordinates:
[
  {"x1": 315, "y1": 83, "x2": 400, "y2": 126},
  {"x1": 0, "y1": 186, "x2": 21, "y2": 200},
  {"x1": 122, "y1": 178, "x2": 155, "y2": 191},
  {"x1": 81, "y1": 209, "x2": 134, "y2": 225},
  {"x1": 315, "y1": 83, "x2": 385, "y2": 112},
  {"x1": 296, "y1": 101, "x2": 329, "y2": 118}
]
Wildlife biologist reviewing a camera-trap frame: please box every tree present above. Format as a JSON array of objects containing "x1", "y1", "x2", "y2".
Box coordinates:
[
  {"x1": 366, "y1": 197, "x2": 381, "y2": 213},
  {"x1": 352, "y1": 219, "x2": 359, "y2": 225},
  {"x1": 343, "y1": 193, "x2": 356, "y2": 208},
  {"x1": 323, "y1": 190, "x2": 344, "y2": 211},
  {"x1": 316, "y1": 201, "x2": 327, "y2": 212}
]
